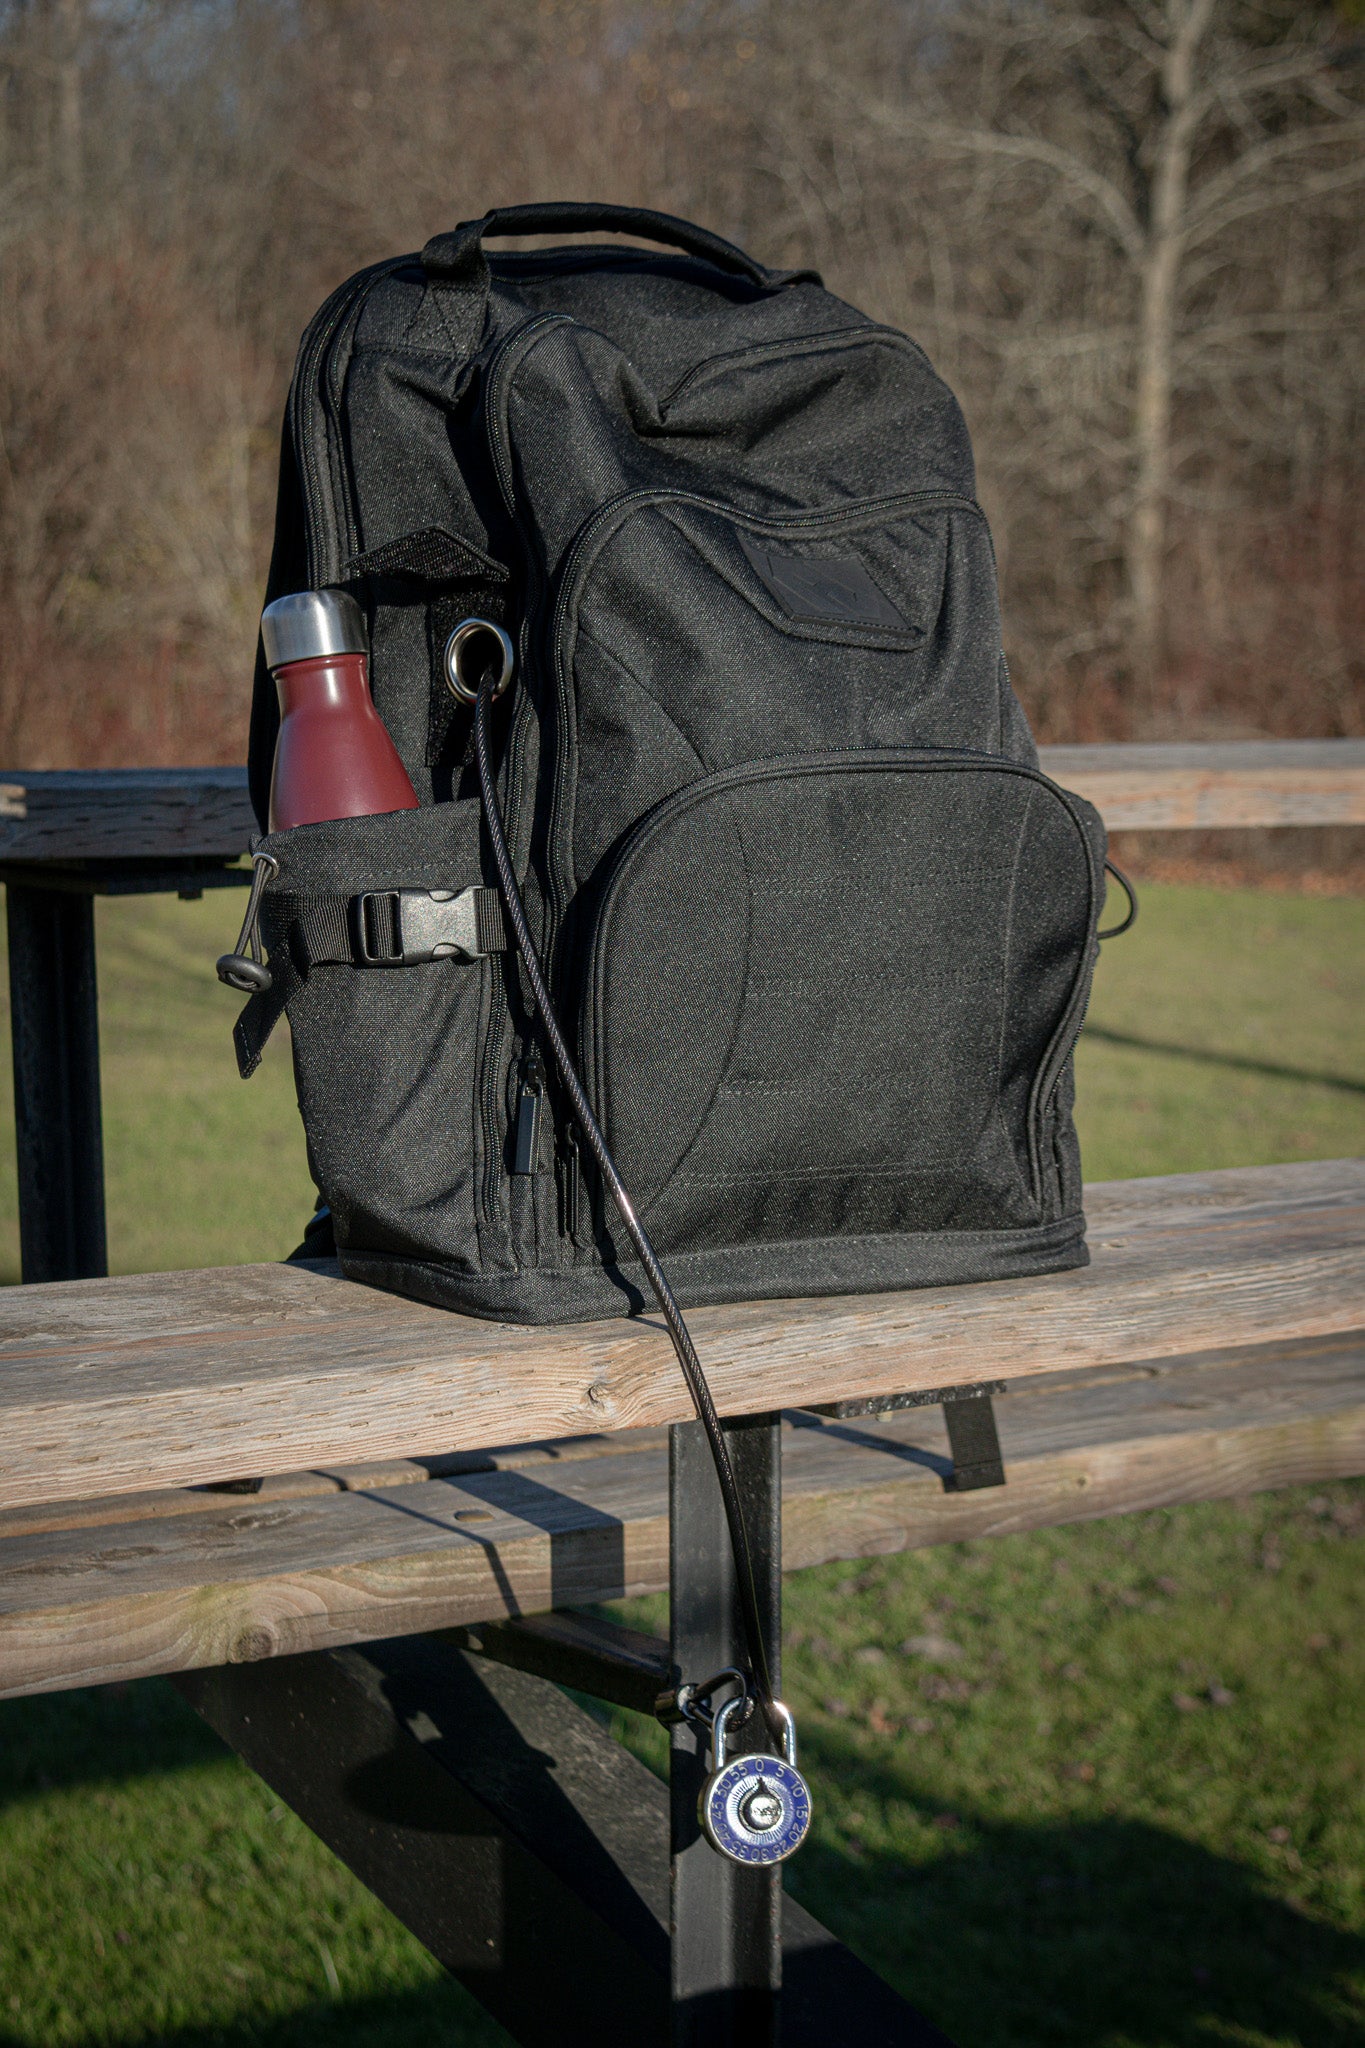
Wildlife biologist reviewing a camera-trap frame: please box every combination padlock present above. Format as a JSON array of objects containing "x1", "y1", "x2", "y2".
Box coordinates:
[{"x1": 699, "y1": 1695, "x2": 812, "y2": 1865}]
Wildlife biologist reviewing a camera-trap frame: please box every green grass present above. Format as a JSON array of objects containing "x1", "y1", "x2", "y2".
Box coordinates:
[
  {"x1": 1073, "y1": 885, "x2": 1365, "y2": 1180},
  {"x1": 0, "y1": 880, "x2": 1362, "y2": 2045},
  {"x1": 0, "y1": 889, "x2": 315, "y2": 1285},
  {"x1": 606, "y1": 1477, "x2": 1365, "y2": 2046}
]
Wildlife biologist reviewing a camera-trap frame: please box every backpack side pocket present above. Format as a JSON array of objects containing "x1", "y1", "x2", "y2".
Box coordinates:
[{"x1": 241, "y1": 801, "x2": 514, "y2": 1285}]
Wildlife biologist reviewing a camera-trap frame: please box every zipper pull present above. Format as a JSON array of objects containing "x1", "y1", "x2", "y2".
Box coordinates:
[
  {"x1": 513, "y1": 1048, "x2": 546, "y2": 1175},
  {"x1": 558, "y1": 1121, "x2": 581, "y2": 1238}
]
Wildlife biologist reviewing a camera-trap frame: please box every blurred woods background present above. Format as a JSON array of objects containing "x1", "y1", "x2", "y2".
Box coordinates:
[{"x1": 1, "y1": 0, "x2": 1362, "y2": 768}]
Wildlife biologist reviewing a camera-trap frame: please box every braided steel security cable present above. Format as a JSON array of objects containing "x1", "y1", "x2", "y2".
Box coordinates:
[{"x1": 474, "y1": 670, "x2": 778, "y2": 1720}]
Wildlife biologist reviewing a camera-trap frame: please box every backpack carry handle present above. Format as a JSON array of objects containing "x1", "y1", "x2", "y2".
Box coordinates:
[{"x1": 421, "y1": 202, "x2": 816, "y2": 297}]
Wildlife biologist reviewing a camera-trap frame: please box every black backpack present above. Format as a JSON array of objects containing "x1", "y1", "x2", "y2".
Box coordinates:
[{"x1": 232, "y1": 201, "x2": 1109, "y2": 1329}]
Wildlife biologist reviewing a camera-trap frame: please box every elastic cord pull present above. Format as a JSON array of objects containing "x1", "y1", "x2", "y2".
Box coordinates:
[
  {"x1": 1098, "y1": 858, "x2": 1138, "y2": 940},
  {"x1": 217, "y1": 851, "x2": 280, "y2": 993}
]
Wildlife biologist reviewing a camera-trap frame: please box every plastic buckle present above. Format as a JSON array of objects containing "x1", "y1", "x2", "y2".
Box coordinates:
[{"x1": 354, "y1": 887, "x2": 485, "y2": 966}]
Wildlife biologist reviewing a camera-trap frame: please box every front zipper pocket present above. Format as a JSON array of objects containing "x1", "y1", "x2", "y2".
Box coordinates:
[
  {"x1": 580, "y1": 751, "x2": 1104, "y2": 1259},
  {"x1": 545, "y1": 490, "x2": 1015, "y2": 924}
]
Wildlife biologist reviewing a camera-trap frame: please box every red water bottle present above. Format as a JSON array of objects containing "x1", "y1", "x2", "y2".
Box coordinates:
[{"x1": 262, "y1": 589, "x2": 419, "y2": 831}]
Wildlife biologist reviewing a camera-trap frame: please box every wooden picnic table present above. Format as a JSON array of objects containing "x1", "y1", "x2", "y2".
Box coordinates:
[
  {"x1": 0, "y1": 1160, "x2": 1360, "y2": 1704},
  {"x1": 0, "y1": 1156, "x2": 1359, "y2": 2044},
  {"x1": 0, "y1": 1159, "x2": 1357, "y2": 1514},
  {"x1": 1, "y1": 740, "x2": 1362, "y2": 2047}
]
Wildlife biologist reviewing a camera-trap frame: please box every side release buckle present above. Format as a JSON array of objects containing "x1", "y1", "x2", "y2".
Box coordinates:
[{"x1": 355, "y1": 887, "x2": 493, "y2": 966}]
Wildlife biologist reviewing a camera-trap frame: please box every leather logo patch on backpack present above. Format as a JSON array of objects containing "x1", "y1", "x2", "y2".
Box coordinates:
[{"x1": 737, "y1": 531, "x2": 907, "y2": 630}]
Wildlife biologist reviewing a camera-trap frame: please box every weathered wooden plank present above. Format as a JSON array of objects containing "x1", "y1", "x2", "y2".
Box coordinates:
[
  {"x1": 0, "y1": 768, "x2": 254, "y2": 865},
  {"x1": 1042, "y1": 739, "x2": 1365, "y2": 830},
  {"x1": 0, "y1": 1429, "x2": 666, "y2": 1542},
  {"x1": 1081, "y1": 1157, "x2": 1363, "y2": 1228},
  {"x1": 0, "y1": 1163, "x2": 1359, "y2": 1513},
  {"x1": 0, "y1": 1333, "x2": 1359, "y2": 1700}
]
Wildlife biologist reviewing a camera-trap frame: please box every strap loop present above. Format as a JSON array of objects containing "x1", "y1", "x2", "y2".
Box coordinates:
[{"x1": 216, "y1": 851, "x2": 280, "y2": 993}]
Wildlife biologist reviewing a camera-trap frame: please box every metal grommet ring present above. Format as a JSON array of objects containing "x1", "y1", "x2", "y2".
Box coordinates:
[{"x1": 443, "y1": 618, "x2": 515, "y2": 705}]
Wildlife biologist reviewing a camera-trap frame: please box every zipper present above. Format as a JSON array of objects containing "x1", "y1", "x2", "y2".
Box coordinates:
[
  {"x1": 550, "y1": 484, "x2": 981, "y2": 665},
  {"x1": 512, "y1": 1047, "x2": 547, "y2": 1176},
  {"x1": 657, "y1": 321, "x2": 932, "y2": 413},
  {"x1": 474, "y1": 313, "x2": 572, "y2": 1235},
  {"x1": 479, "y1": 313, "x2": 569, "y2": 870},
  {"x1": 557, "y1": 1120, "x2": 582, "y2": 1240},
  {"x1": 483, "y1": 312, "x2": 572, "y2": 532},
  {"x1": 1028, "y1": 873, "x2": 1107, "y2": 1193},
  {"x1": 577, "y1": 747, "x2": 1103, "y2": 1214}
]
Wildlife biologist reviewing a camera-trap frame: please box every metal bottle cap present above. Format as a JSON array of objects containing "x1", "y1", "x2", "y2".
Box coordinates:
[{"x1": 260, "y1": 589, "x2": 367, "y2": 670}]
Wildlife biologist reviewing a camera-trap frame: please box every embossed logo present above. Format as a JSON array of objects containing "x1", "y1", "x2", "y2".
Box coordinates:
[{"x1": 737, "y1": 531, "x2": 906, "y2": 629}]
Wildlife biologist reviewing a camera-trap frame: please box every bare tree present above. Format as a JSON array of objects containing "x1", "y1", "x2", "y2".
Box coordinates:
[{"x1": 843, "y1": 0, "x2": 1365, "y2": 691}]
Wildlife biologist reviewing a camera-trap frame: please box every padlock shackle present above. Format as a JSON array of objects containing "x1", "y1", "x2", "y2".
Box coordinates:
[
  {"x1": 711, "y1": 1692, "x2": 798, "y2": 1772},
  {"x1": 710, "y1": 1692, "x2": 746, "y2": 1772},
  {"x1": 767, "y1": 1698, "x2": 798, "y2": 1769}
]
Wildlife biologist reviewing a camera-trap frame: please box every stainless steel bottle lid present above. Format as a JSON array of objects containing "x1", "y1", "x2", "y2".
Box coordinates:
[{"x1": 260, "y1": 589, "x2": 367, "y2": 669}]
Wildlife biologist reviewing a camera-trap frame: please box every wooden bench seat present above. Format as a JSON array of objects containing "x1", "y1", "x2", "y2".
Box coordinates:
[
  {"x1": 0, "y1": 1329, "x2": 1360, "y2": 1702},
  {"x1": 0, "y1": 1158, "x2": 1361, "y2": 1702},
  {"x1": 1, "y1": 1160, "x2": 1360, "y2": 1514}
]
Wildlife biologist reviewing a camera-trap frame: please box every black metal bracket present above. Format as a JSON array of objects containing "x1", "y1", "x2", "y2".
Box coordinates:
[
  {"x1": 5, "y1": 881, "x2": 107, "y2": 1283},
  {"x1": 669, "y1": 1413, "x2": 783, "y2": 2041},
  {"x1": 940, "y1": 1388, "x2": 1008, "y2": 1492},
  {"x1": 805, "y1": 1381, "x2": 1008, "y2": 1492},
  {"x1": 427, "y1": 1417, "x2": 949, "y2": 2039},
  {"x1": 446, "y1": 1610, "x2": 676, "y2": 1717},
  {"x1": 0, "y1": 855, "x2": 250, "y2": 1284}
]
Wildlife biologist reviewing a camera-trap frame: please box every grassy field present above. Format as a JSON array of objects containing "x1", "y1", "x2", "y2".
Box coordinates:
[{"x1": 0, "y1": 880, "x2": 1362, "y2": 2046}]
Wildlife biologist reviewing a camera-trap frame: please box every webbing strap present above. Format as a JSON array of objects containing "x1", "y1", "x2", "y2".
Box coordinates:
[
  {"x1": 233, "y1": 885, "x2": 507, "y2": 1079},
  {"x1": 295, "y1": 895, "x2": 353, "y2": 971},
  {"x1": 234, "y1": 954, "x2": 299, "y2": 1078}
]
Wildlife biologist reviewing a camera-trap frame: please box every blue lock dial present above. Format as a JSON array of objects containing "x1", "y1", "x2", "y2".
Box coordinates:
[{"x1": 698, "y1": 1695, "x2": 812, "y2": 1865}]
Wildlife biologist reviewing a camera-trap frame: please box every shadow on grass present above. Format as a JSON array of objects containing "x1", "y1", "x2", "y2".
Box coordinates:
[
  {"x1": 1082, "y1": 1022, "x2": 1365, "y2": 1094},
  {"x1": 0, "y1": 1812, "x2": 1358, "y2": 2048},
  {"x1": 0, "y1": 1676, "x2": 219, "y2": 1800},
  {"x1": 4, "y1": 1685, "x2": 1363, "y2": 2047},
  {"x1": 785, "y1": 1721, "x2": 1365, "y2": 2048}
]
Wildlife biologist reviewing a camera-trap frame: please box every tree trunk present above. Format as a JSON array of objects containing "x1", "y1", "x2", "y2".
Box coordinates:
[
  {"x1": 56, "y1": 0, "x2": 84, "y2": 202},
  {"x1": 1128, "y1": 0, "x2": 1216, "y2": 703}
]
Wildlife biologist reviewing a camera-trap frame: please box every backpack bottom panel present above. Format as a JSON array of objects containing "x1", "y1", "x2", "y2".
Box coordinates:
[{"x1": 339, "y1": 1208, "x2": 1087, "y2": 1325}]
